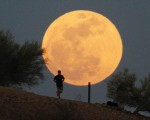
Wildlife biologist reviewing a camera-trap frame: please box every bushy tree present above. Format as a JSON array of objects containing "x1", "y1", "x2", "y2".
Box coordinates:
[
  {"x1": 107, "y1": 69, "x2": 136, "y2": 107},
  {"x1": 132, "y1": 75, "x2": 150, "y2": 113},
  {"x1": 107, "y1": 69, "x2": 150, "y2": 113},
  {"x1": 0, "y1": 30, "x2": 44, "y2": 87}
]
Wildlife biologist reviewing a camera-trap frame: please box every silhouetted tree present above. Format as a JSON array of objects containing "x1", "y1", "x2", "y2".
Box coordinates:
[
  {"x1": 107, "y1": 69, "x2": 150, "y2": 113},
  {"x1": 131, "y1": 75, "x2": 150, "y2": 113},
  {"x1": 0, "y1": 30, "x2": 44, "y2": 87},
  {"x1": 107, "y1": 69, "x2": 136, "y2": 108}
]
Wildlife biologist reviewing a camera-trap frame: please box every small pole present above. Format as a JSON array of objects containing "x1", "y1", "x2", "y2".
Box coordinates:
[{"x1": 88, "y1": 82, "x2": 91, "y2": 104}]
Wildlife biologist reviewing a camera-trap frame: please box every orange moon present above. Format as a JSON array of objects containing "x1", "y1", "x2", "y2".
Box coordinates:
[{"x1": 42, "y1": 10, "x2": 123, "y2": 86}]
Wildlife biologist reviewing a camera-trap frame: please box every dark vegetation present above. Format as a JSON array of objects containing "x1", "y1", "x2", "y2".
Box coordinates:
[
  {"x1": 0, "y1": 86, "x2": 149, "y2": 120},
  {"x1": 0, "y1": 30, "x2": 44, "y2": 87},
  {"x1": 107, "y1": 69, "x2": 150, "y2": 113}
]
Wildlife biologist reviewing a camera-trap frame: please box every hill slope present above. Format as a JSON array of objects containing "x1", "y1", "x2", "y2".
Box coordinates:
[{"x1": 0, "y1": 86, "x2": 149, "y2": 120}]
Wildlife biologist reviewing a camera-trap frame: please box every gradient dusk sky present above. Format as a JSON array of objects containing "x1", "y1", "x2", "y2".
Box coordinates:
[{"x1": 0, "y1": 0, "x2": 150, "y2": 103}]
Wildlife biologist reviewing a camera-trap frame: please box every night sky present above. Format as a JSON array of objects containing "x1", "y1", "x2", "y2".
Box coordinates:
[{"x1": 0, "y1": 0, "x2": 150, "y2": 103}]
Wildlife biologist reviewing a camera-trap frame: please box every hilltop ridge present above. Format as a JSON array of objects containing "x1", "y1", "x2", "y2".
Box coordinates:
[{"x1": 0, "y1": 86, "x2": 149, "y2": 120}]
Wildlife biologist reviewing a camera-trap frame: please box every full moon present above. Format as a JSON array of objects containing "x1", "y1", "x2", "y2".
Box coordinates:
[{"x1": 42, "y1": 10, "x2": 123, "y2": 86}]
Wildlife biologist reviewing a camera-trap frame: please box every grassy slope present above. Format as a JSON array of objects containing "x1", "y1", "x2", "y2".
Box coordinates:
[{"x1": 0, "y1": 86, "x2": 149, "y2": 120}]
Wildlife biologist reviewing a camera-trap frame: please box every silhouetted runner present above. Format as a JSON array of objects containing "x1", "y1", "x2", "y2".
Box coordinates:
[{"x1": 54, "y1": 70, "x2": 65, "y2": 99}]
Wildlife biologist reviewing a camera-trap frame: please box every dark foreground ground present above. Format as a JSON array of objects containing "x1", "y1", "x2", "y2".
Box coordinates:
[{"x1": 0, "y1": 86, "x2": 149, "y2": 120}]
